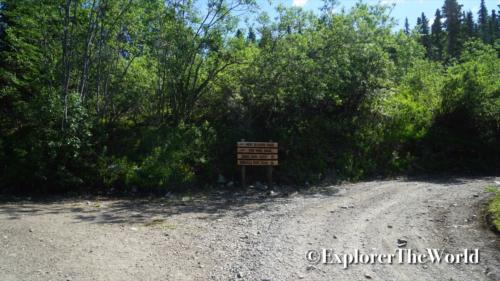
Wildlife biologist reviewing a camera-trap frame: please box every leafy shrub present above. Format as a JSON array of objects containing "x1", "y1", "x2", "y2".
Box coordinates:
[
  {"x1": 1, "y1": 91, "x2": 92, "y2": 193},
  {"x1": 97, "y1": 122, "x2": 215, "y2": 193},
  {"x1": 488, "y1": 188, "x2": 500, "y2": 232},
  {"x1": 420, "y1": 41, "x2": 500, "y2": 171}
]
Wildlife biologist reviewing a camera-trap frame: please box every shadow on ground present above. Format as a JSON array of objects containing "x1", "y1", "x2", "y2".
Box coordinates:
[
  {"x1": 2, "y1": 177, "x2": 490, "y2": 226},
  {"x1": 0, "y1": 185, "x2": 340, "y2": 225}
]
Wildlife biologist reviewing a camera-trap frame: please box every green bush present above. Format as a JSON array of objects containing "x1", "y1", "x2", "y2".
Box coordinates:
[
  {"x1": 419, "y1": 41, "x2": 500, "y2": 171},
  {"x1": 488, "y1": 189, "x2": 500, "y2": 232},
  {"x1": 1, "y1": 91, "x2": 92, "y2": 193},
  {"x1": 97, "y1": 122, "x2": 215, "y2": 192}
]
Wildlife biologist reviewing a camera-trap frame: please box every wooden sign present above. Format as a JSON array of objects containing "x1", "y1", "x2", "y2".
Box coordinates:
[
  {"x1": 237, "y1": 140, "x2": 278, "y2": 187},
  {"x1": 237, "y1": 141, "x2": 278, "y2": 166},
  {"x1": 237, "y1": 147, "x2": 278, "y2": 154},
  {"x1": 237, "y1": 154, "x2": 278, "y2": 160},
  {"x1": 237, "y1": 142, "x2": 278, "y2": 148},
  {"x1": 237, "y1": 160, "x2": 278, "y2": 166}
]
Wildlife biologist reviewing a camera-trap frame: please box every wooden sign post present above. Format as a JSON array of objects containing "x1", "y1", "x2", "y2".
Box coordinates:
[{"x1": 237, "y1": 140, "x2": 278, "y2": 187}]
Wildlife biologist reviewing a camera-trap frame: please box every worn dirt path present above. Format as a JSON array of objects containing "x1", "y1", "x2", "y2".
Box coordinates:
[{"x1": 0, "y1": 178, "x2": 499, "y2": 281}]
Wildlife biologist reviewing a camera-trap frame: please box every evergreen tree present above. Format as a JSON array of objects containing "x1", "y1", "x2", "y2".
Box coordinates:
[
  {"x1": 442, "y1": 0, "x2": 462, "y2": 59},
  {"x1": 463, "y1": 10, "x2": 475, "y2": 39},
  {"x1": 490, "y1": 10, "x2": 498, "y2": 43},
  {"x1": 418, "y1": 12, "x2": 431, "y2": 58},
  {"x1": 0, "y1": 1, "x2": 8, "y2": 52},
  {"x1": 404, "y1": 17, "x2": 410, "y2": 35},
  {"x1": 420, "y1": 13, "x2": 430, "y2": 38},
  {"x1": 236, "y1": 29, "x2": 243, "y2": 38},
  {"x1": 247, "y1": 27, "x2": 256, "y2": 43},
  {"x1": 431, "y1": 9, "x2": 445, "y2": 61},
  {"x1": 478, "y1": 0, "x2": 489, "y2": 42}
]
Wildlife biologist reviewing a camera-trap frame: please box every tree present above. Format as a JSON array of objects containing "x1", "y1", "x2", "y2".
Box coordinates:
[
  {"x1": 404, "y1": 17, "x2": 410, "y2": 35},
  {"x1": 236, "y1": 29, "x2": 243, "y2": 38},
  {"x1": 463, "y1": 10, "x2": 475, "y2": 39},
  {"x1": 258, "y1": 26, "x2": 272, "y2": 48},
  {"x1": 151, "y1": 0, "x2": 255, "y2": 123},
  {"x1": 431, "y1": 9, "x2": 445, "y2": 61},
  {"x1": 478, "y1": 0, "x2": 489, "y2": 42},
  {"x1": 247, "y1": 27, "x2": 256, "y2": 43},
  {"x1": 490, "y1": 10, "x2": 498, "y2": 43},
  {"x1": 442, "y1": 0, "x2": 462, "y2": 59},
  {"x1": 418, "y1": 12, "x2": 431, "y2": 58}
]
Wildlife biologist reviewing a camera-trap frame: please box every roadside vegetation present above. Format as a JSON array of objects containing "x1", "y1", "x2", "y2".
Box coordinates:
[
  {"x1": 487, "y1": 186, "x2": 500, "y2": 232},
  {"x1": 0, "y1": 0, "x2": 499, "y2": 194}
]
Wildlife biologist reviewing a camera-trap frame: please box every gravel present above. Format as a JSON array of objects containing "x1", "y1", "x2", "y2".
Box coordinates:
[{"x1": 0, "y1": 178, "x2": 499, "y2": 281}]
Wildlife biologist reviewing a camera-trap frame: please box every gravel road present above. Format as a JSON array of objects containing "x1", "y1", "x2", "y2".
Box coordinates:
[{"x1": 0, "y1": 178, "x2": 499, "y2": 281}]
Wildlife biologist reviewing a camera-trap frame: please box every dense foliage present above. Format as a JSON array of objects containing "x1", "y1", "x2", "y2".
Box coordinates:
[
  {"x1": 1, "y1": 0, "x2": 499, "y2": 193},
  {"x1": 488, "y1": 186, "x2": 500, "y2": 231}
]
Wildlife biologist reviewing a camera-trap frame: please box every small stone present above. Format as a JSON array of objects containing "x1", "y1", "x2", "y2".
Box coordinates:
[
  {"x1": 364, "y1": 273, "x2": 372, "y2": 279},
  {"x1": 340, "y1": 206, "x2": 349, "y2": 209},
  {"x1": 268, "y1": 190, "x2": 277, "y2": 196},
  {"x1": 397, "y1": 239, "x2": 408, "y2": 248},
  {"x1": 29, "y1": 228, "x2": 33, "y2": 232},
  {"x1": 236, "y1": 271, "x2": 243, "y2": 278},
  {"x1": 130, "y1": 227, "x2": 138, "y2": 231},
  {"x1": 333, "y1": 235, "x2": 337, "y2": 239},
  {"x1": 387, "y1": 225, "x2": 393, "y2": 228},
  {"x1": 473, "y1": 194, "x2": 479, "y2": 198}
]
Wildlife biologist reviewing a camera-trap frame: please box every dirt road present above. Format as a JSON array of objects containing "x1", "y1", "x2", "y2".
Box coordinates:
[{"x1": 0, "y1": 178, "x2": 499, "y2": 281}]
